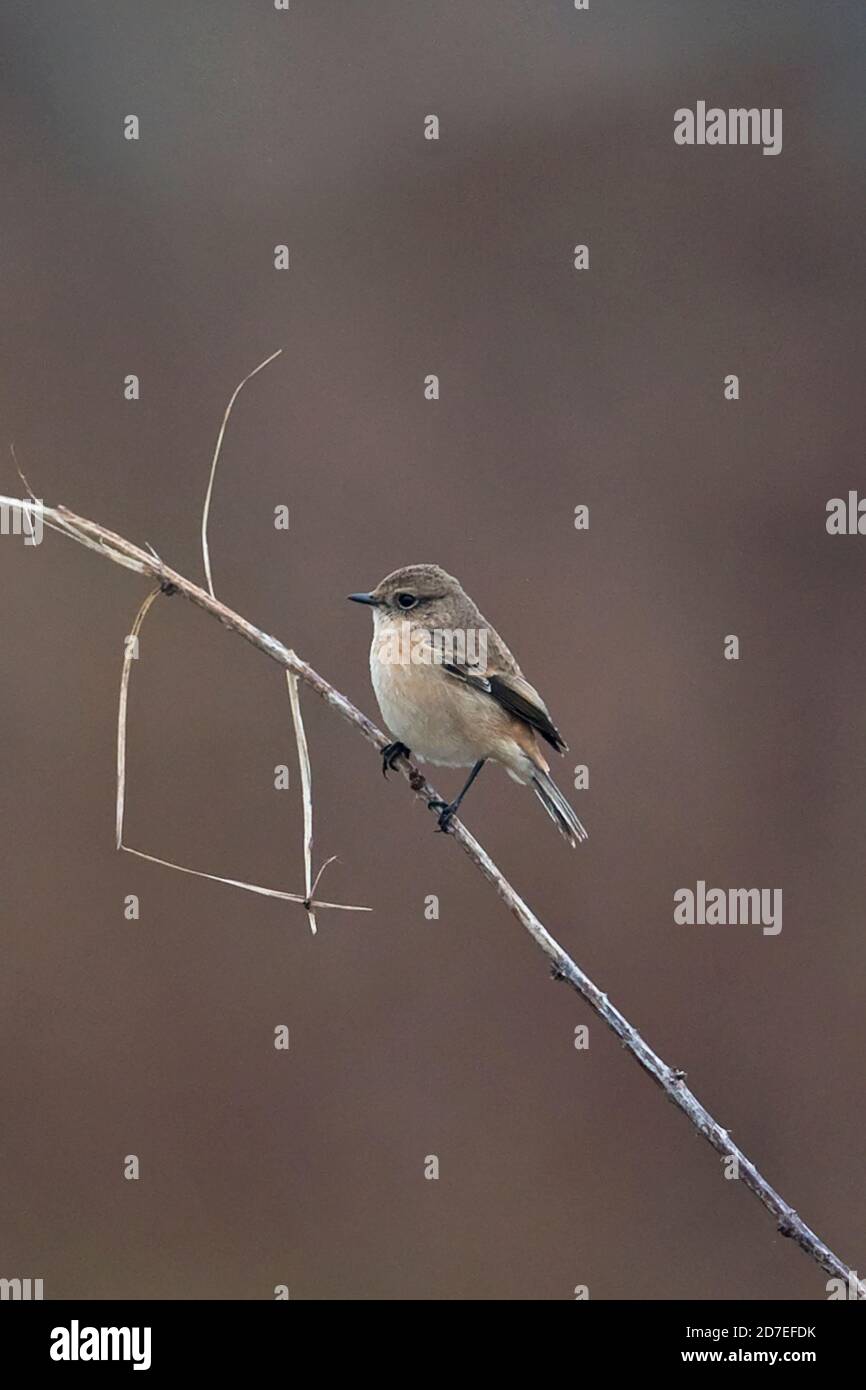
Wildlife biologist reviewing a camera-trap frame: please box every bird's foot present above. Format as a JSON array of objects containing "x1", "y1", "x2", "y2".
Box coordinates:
[
  {"x1": 427, "y1": 797, "x2": 457, "y2": 833},
  {"x1": 381, "y1": 741, "x2": 410, "y2": 778}
]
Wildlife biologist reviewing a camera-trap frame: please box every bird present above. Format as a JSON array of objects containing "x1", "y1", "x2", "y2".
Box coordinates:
[{"x1": 348, "y1": 564, "x2": 587, "y2": 845}]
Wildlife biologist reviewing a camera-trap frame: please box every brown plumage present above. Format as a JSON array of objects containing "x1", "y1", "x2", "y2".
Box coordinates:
[{"x1": 348, "y1": 564, "x2": 587, "y2": 845}]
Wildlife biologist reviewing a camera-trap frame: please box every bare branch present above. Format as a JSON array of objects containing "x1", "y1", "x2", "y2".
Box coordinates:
[{"x1": 1, "y1": 492, "x2": 862, "y2": 1297}]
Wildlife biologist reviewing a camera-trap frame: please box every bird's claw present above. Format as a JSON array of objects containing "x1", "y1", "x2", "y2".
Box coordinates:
[
  {"x1": 381, "y1": 741, "x2": 410, "y2": 778},
  {"x1": 427, "y1": 798, "x2": 456, "y2": 832}
]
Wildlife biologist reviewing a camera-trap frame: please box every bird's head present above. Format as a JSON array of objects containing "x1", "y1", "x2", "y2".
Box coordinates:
[{"x1": 347, "y1": 564, "x2": 471, "y2": 631}]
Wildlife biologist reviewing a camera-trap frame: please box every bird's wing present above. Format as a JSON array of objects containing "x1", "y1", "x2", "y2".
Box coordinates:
[{"x1": 443, "y1": 662, "x2": 568, "y2": 753}]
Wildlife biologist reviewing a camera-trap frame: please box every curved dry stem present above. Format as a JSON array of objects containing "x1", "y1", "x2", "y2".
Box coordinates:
[{"x1": 200, "y1": 347, "x2": 283, "y2": 598}]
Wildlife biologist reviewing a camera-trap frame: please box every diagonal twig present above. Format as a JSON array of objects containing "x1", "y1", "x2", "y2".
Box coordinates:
[
  {"x1": 120, "y1": 845, "x2": 366, "y2": 912},
  {"x1": 0, "y1": 492, "x2": 862, "y2": 1298}
]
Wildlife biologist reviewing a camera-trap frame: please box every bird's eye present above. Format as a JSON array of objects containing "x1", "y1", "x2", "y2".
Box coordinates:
[{"x1": 396, "y1": 592, "x2": 418, "y2": 610}]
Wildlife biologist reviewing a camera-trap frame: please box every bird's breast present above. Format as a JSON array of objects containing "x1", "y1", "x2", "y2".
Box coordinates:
[{"x1": 370, "y1": 629, "x2": 487, "y2": 767}]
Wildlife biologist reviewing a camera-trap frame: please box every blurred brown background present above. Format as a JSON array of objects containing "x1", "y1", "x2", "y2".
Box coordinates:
[{"x1": 1, "y1": 1, "x2": 864, "y2": 1300}]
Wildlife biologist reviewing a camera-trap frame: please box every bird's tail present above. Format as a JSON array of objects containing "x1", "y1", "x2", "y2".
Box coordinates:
[{"x1": 531, "y1": 769, "x2": 588, "y2": 846}]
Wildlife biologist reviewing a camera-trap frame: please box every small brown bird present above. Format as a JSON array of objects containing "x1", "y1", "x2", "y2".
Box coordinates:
[{"x1": 348, "y1": 564, "x2": 587, "y2": 845}]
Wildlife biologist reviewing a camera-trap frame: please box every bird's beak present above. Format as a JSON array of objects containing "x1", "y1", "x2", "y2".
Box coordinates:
[{"x1": 347, "y1": 592, "x2": 380, "y2": 606}]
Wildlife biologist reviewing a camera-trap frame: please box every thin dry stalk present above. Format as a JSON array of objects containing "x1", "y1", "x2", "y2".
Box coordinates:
[
  {"x1": 113, "y1": 570, "x2": 367, "y2": 917},
  {"x1": 200, "y1": 347, "x2": 283, "y2": 599},
  {"x1": 120, "y1": 845, "x2": 365, "y2": 912},
  {"x1": 116, "y1": 586, "x2": 161, "y2": 848},
  {"x1": 286, "y1": 669, "x2": 318, "y2": 935}
]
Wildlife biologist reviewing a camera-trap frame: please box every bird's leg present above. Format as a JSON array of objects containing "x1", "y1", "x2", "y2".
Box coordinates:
[
  {"x1": 381, "y1": 740, "x2": 410, "y2": 777},
  {"x1": 428, "y1": 759, "x2": 486, "y2": 832}
]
